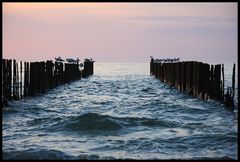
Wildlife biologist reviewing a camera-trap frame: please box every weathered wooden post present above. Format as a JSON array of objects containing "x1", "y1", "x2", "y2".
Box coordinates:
[
  {"x1": 83, "y1": 59, "x2": 94, "y2": 78},
  {"x1": 158, "y1": 62, "x2": 162, "y2": 80},
  {"x1": 178, "y1": 62, "x2": 182, "y2": 91},
  {"x1": 232, "y1": 63, "x2": 235, "y2": 98},
  {"x1": 41, "y1": 62, "x2": 45, "y2": 93},
  {"x1": 155, "y1": 61, "x2": 157, "y2": 79},
  {"x1": 203, "y1": 63, "x2": 210, "y2": 100},
  {"x1": 23, "y1": 62, "x2": 27, "y2": 98},
  {"x1": 198, "y1": 62, "x2": 203, "y2": 99},
  {"x1": 181, "y1": 62, "x2": 186, "y2": 92},
  {"x1": 153, "y1": 62, "x2": 156, "y2": 77},
  {"x1": 12, "y1": 60, "x2": 16, "y2": 99},
  {"x1": 45, "y1": 60, "x2": 53, "y2": 90},
  {"x1": 43, "y1": 61, "x2": 47, "y2": 92},
  {"x1": 150, "y1": 58, "x2": 153, "y2": 75},
  {"x1": 186, "y1": 62, "x2": 191, "y2": 94},
  {"x1": 2, "y1": 59, "x2": 7, "y2": 102},
  {"x1": 7, "y1": 60, "x2": 12, "y2": 100},
  {"x1": 54, "y1": 62, "x2": 58, "y2": 87},
  {"x1": 192, "y1": 62, "x2": 197, "y2": 97},
  {"x1": 36, "y1": 62, "x2": 40, "y2": 94},
  {"x1": 221, "y1": 64, "x2": 224, "y2": 101},
  {"x1": 174, "y1": 63, "x2": 178, "y2": 89},
  {"x1": 59, "y1": 62, "x2": 64, "y2": 84},
  {"x1": 223, "y1": 63, "x2": 235, "y2": 109},
  {"x1": 188, "y1": 61, "x2": 193, "y2": 95},
  {"x1": 209, "y1": 65, "x2": 214, "y2": 99},
  {"x1": 20, "y1": 61, "x2": 22, "y2": 99},
  {"x1": 29, "y1": 62, "x2": 35, "y2": 96},
  {"x1": 172, "y1": 63, "x2": 174, "y2": 86},
  {"x1": 16, "y1": 61, "x2": 19, "y2": 99},
  {"x1": 214, "y1": 64, "x2": 221, "y2": 100}
]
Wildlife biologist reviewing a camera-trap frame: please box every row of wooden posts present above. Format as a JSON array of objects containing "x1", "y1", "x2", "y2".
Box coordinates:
[
  {"x1": 150, "y1": 59, "x2": 235, "y2": 109},
  {"x1": 2, "y1": 59, "x2": 94, "y2": 106}
]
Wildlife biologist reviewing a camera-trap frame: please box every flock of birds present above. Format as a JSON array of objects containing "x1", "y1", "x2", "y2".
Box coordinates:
[
  {"x1": 150, "y1": 56, "x2": 180, "y2": 63},
  {"x1": 55, "y1": 56, "x2": 180, "y2": 64},
  {"x1": 55, "y1": 57, "x2": 94, "y2": 67}
]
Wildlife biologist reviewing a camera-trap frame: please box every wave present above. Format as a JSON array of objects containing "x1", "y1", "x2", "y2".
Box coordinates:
[
  {"x1": 48, "y1": 112, "x2": 180, "y2": 133},
  {"x1": 3, "y1": 149, "x2": 235, "y2": 160},
  {"x1": 2, "y1": 149, "x2": 73, "y2": 160}
]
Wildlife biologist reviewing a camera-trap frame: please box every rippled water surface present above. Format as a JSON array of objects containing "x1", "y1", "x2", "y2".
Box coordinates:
[{"x1": 2, "y1": 63, "x2": 238, "y2": 160}]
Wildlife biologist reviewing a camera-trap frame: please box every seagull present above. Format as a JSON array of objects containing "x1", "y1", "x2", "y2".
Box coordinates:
[
  {"x1": 55, "y1": 56, "x2": 64, "y2": 62},
  {"x1": 66, "y1": 58, "x2": 80, "y2": 64}
]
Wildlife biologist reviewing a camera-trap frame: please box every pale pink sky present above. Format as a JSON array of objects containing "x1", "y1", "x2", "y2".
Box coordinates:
[{"x1": 3, "y1": 3, "x2": 237, "y2": 63}]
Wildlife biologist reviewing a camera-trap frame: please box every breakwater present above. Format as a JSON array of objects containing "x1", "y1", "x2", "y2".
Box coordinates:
[
  {"x1": 2, "y1": 58, "x2": 94, "y2": 106},
  {"x1": 150, "y1": 59, "x2": 236, "y2": 109}
]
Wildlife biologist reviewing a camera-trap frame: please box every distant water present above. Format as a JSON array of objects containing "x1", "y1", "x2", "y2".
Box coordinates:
[{"x1": 2, "y1": 63, "x2": 238, "y2": 160}]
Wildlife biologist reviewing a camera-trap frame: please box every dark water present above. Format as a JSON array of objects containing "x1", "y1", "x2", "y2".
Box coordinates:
[{"x1": 2, "y1": 63, "x2": 238, "y2": 160}]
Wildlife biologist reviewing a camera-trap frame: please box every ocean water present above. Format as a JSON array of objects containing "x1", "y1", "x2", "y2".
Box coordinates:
[{"x1": 2, "y1": 63, "x2": 238, "y2": 160}]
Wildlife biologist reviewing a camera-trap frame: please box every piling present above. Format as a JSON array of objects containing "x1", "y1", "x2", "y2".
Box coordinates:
[
  {"x1": 232, "y1": 63, "x2": 235, "y2": 98},
  {"x1": 221, "y1": 64, "x2": 224, "y2": 99},
  {"x1": 2, "y1": 58, "x2": 94, "y2": 104},
  {"x1": 83, "y1": 59, "x2": 94, "y2": 78},
  {"x1": 20, "y1": 61, "x2": 22, "y2": 99},
  {"x1": 150, "y1": 59, "x2": 235, "y2": 110}
]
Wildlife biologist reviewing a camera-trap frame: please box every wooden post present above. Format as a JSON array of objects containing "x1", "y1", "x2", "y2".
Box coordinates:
[
  {"x1": 59, "y1": 62, "x2": 63, "y2": 84},
  {"x1": 232, "y1": 63, "x2": 235, "y2": 98},
  {"x1": 181, "y1": 62, "x2": 186, "y2": 92},
  {"x1": 83, "y1": 61, "x2": 90, "y2": 78},
  {"x1": 16, "y1": 61, "x2": 19, "y2": 99},
  {"x1": 214, "y1": 64, "x2": 221, "y2": 100},
  {"x1": 221, "y1": 64, "x2": 224, "y2": 101},
  {"x1": 54, "y1": 62, "x2": 58, "y2": 87},
  {"x1": 2, "y1": 59, "x2": 7, "y2": 102},
  {"x1": 40, "y1": 62, "x2": 45, "y2": 93},
  {"x1": 24, "y1": 62, "x2": 27, "y2": 97},
  {"x1": 43, "y1": 61, "x2": 47, "y2": 92},
  {"x1": 198, "y1": 62, "x2": 203, "y2": 99},
  {"x1": 203, "y1": 63, "x2": 210, "y2": 100},
  {"x1": 174, "y1": 63, "x2": 178, "y2": 89},
  {"x1": 178, "y1": 62, "x2": 182, "y2": 91},
  {"x1": 209, "y1": 65, "x2": 214, "y2": 99},
  {"x1": 65, "y1": 63, "x2": 70, "y2": 83},
  {"x1": 192, "y1": 62, "x2": 198, "y2": 96},
  {"x1": 46, "y1": 60, "x2": 52, "y2": 90},
  {"x1": 161, "y1": 63, "x2": 165, "y2": 82},
  {"x1": 186, "y1": 61, "x2": 193, "y2": 95},
  {"x1": 90, "y1": 61, "x2": 94, "y2": 75},
  {"x1": 150, "y1": 59, "x2": 153, "y2": 75},
  {"x1": 170, "y1": 63, "x2": 175, "y2": 87},
  {"x1": 29, "y1": 62, "x2": 35, "y2": 96},
  {"x1": 156, "y1": 63, "x2": 159, "y2": 79},
  {"x1": 153, "y1": 62, "x2": 156, "y2": 77},
  {"x1": 36, "y1": 62, "x2": 40, "y2": 94},
  {"x1": 13, "y1": 60, "x2": 16, "y2": 99},
  {"x1": 7, "y1": 59, "x2": 12, "y2": 100},
  {"x1": 20, "y1": 61, "x2": 22, "y2": 99},
  {"x1": 186, "y1": 62, "x2": 191, "y2": 94}
]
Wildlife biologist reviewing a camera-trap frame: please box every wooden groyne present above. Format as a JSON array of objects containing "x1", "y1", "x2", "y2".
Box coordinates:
[
  {"x1": 2, "y1": 58, "x2": 94, "y2": 107},
  {"x1": 150, "y1": 58, "x2": 236, "y2": 109}
]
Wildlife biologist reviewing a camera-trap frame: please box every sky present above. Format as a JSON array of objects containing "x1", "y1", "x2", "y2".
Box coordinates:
[{"x1": 2, "y1": 3, "x2": 238, "y2": 63}]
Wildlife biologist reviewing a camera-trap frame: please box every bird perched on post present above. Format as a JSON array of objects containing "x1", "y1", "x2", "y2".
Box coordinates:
[{"x1": 55, "y1": 57, "x2": 64, "y2": 63}]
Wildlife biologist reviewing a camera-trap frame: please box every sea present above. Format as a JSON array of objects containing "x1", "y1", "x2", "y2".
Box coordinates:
[{"x1": 2, "y1": 63, "x2": 238, "y2": 160}]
